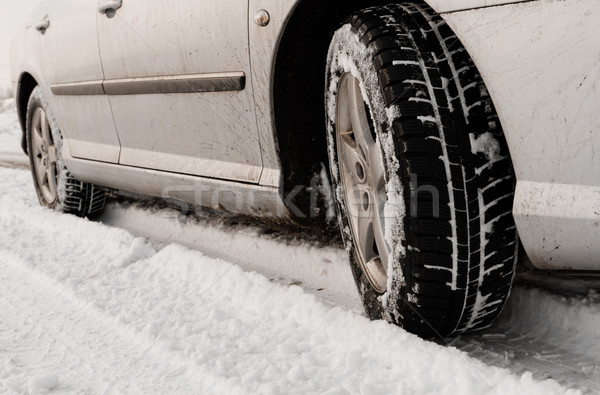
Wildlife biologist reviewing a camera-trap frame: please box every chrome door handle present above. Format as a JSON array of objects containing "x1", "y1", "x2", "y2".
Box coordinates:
[
  {"x1": 98, "y1": 0, "x2": 122, "y2": 17},
  {"x1": 34, "y1": 16, "x2": 50, "y2": 34}
]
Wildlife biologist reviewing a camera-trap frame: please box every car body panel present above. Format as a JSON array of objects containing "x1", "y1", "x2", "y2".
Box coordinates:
[
  {"x1": 96, "y1": 0, "x2": 263, "y2": 183},
  {"x1": 37, "y1": 0, "x2": 121, "y2": 163},
  {"x1": 61, "y1": 140, "x2": 288, "y2": 219},
  {"x1": 443, "y1": 0, "x2": 600, "y2": 269},
  {"x1": 249, "y1": 0, "x2": 294, "y2": 188},
  {"x1": 426, "y1": 0, "x2": 533, "y2": 13},
  {"x1": 513, "y1": 181, "x2": 600, "y2": 270}
]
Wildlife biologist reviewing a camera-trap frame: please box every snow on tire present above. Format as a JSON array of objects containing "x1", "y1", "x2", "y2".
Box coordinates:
[
  {"x1": 325, "y1": 4, "x2": 518, "y2": 337},
  {"x1": 26, "y1": 86, "x2": 106, "y2": 219}
]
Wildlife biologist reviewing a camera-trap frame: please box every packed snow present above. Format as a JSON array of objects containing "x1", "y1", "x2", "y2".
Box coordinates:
[
  {"x1": 0, "y1": 164, "x2": 580, "y2": 394},
  {"x1": 1, "y1": 99, "x2": 600, "y2": 393},
  {"x1": 0, "y1": 167, "x2": 580, "y2": 394},
  {"x1": 0, "y1": 99, "x2": 28, "y2": 169}
]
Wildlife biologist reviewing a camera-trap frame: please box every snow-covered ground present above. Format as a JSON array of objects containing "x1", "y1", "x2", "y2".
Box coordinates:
[
  {"x1": 0, "y1": 99, "x2": 29, "y2": 169},
  {"x1": 1, "y1": 100, "x2": 600, "y2": 393}
]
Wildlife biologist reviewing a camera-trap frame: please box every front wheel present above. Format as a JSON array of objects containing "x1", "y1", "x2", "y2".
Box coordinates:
[
  {"x1": 325, "y1": 4, "x2": 518, "y2": 337},
  {"x1": 26, "y1": 86, "x2": 107, "y2": 218}
]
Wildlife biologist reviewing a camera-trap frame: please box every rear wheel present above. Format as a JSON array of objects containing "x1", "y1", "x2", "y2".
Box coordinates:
[
  {"x1": 26, "y1": 87, "x2": 106, "y2": 218},
  {"x1": 325, "y1": 4, "x2": 518, "y2": 337}
]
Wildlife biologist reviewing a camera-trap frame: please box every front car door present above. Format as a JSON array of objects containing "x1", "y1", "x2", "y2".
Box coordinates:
[{"x1": 96, "y1": 0, "x2": 263, "y2": 183}]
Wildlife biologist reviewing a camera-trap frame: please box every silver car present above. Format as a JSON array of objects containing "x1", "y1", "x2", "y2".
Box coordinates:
[{"x1": 11, "y1": 0, "x2": 600, "y2": 338}]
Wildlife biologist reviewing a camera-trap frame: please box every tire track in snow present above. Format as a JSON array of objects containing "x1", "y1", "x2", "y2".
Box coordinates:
[
  {"x1": 0, "y1": 250, "x2": 229, "y2": 394},
  {"x1": 0, "y1": 152, "x2": 29, "y2": 169},
  {"x1": 100, "y1": 194, "x2": 600, "y2": 393}
]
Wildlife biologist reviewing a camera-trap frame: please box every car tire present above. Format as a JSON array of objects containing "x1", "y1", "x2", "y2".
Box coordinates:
[
  {"x1": 26, "y1": 86, "x2": 106, "y2": 218},
  {"x1": 325, "y1": 4, "x2": 518, "y2": 337}
]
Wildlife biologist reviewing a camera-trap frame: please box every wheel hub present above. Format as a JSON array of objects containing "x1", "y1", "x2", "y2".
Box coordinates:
[
  {"x1": 31, "y1": 107, "x2": 58, "y2": 204},
  {"x1": 335, "y1": 73, "x2": 391, "y2": 294}
]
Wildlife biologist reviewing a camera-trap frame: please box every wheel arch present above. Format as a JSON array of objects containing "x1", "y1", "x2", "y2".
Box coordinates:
[
  {"x1": 15, "y1": 72, "x2": 39, "y2": 155},
  {"x1": 272, "y1": 0, "x2": 513, "y2": 227},
  {"x1": 272, "y1": 0, "x2": 390, "y2": 229}
]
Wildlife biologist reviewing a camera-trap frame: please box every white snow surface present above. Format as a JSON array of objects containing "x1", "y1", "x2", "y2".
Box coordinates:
[
  {"x1": 0, "y1": 99, "x2": 21, "y2": 153},
  {"x1": 0, "y1": 168, "x2": 577, "y2": 395},
  {"x1": 0, "y1": 98, "x2": 28, "y2": 169},
  {"x1": 0, "y1": 99, "x2": 586, "y2": 394},
  {"x1": 2, "y1": 98, "x2": 600, "y2": 393}
]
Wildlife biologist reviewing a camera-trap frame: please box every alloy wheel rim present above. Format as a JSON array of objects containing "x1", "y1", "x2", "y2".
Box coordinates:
[
  {"x1": 335, "y1": 73, "x2": 391, "y2": 294},
  {"x1": 31, "y1": 107, "x2": 58, "y2": 204}
]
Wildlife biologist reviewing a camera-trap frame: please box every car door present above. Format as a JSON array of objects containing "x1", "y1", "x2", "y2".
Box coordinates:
[
  {"x1": 39, "y1": 0, "x2": 121, "y2": 163},
  {"x1": 96, "y1": 0, "x2": 263, "y2": 183}
]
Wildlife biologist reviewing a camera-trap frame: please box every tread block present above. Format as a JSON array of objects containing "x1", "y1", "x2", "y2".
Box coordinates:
[
  {"x1": 374, "y1": 49, "x2": 418, "y2": 70},
  {"x1": 379, "y1": 65, "x2": 423, "y2": 88}
]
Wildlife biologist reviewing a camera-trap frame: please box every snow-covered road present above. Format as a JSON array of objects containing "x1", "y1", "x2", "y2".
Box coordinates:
[
  {"x1": 1, "y1": 99, "x2": 600, "y2": 393},
  {"x1": 0, "y1": 100, "x2": 28, "y2": 170}
]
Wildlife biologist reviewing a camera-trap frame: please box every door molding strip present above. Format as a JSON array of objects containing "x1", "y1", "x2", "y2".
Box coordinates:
[{"x1": 51, "y1": 72, "x2": 246, "y2": 96}]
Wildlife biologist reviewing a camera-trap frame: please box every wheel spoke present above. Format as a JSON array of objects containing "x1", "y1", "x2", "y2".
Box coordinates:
[
  {"x1": 339, "y1": 137, "x2": 367, "y2": 185},
  {"x1": 348, "y1": 77, "x2": 375, "y2": 158},
  {"x1": 372, "y1": 198, "x2": 390, "y2": 273},
  {"x1": 33, "y1": 157, "x2": 44, "y2": 186},
  {"x1": 47, "y1": 146, "x2": 57, "y2": 166},
  {"x1": 38, "y1": 163, "x2": 48, "y2": 189},
  {"x1": 29, "y1": 107, "x2": 57, "y2": 203},
  {"x1": 41, "y1": 110, "x2": 52, "y2": 145},
  {"x1": 353, "y1": 203, "x2": 377, "y2": 263},
  {"x1": 33, "y1": 108, "x2": 42, "y2": 134},
  {"x1": 336, "y1": 73, "x2": 390, "y2": 293},
  {"x1": 31, "y1": 130, "x2": 44, "y2": 156},
  {"x1": 31, "y1": 110, "x2": 45, "y2": 156},
  {"x1": 46, "y1": 164, "x2": 57, "y2": 198},
  {"x1": 36, "y1": 155, "x2": 45, "y2": 172},
  {"x1": 368, "y1": 142, "x2": 386, "y2": 190}
]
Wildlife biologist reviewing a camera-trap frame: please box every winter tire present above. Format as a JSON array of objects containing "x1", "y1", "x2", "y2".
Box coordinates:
[
  {"x1": 26, "y1": 86, "x2": 107, "y2": 218},
  {"x1": 325, "y1": 4, "x2": 518, "y2": 337}
]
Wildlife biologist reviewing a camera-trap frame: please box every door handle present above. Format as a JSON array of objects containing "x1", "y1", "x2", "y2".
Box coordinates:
[
  {"x1": 98, "y1": 0, "x2": 122, "y2": 17},
  {"x1": 34, "y1": 16, "x2": 50, "y2": 34}
]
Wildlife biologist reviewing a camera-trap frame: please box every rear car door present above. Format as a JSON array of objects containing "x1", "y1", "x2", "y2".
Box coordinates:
[
  {"x1": 40, "y1": 0, "x2": 121, "y2": 163},
  {"x1": 96, "y1": 0, "x2": 263, "y2": 183}
]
